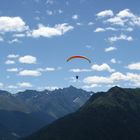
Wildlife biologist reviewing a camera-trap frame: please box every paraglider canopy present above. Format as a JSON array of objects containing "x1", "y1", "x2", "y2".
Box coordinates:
[{"x1": 66, "y1": 56, "x2": 91, "y2": 63}]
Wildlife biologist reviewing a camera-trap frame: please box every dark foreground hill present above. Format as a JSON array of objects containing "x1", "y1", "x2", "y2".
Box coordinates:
[
  {"x1": 23, "y1": 86, "x2": 140, "y2": 140},
  {"x1": 0, "y1": 86, "x2": 92, "y2": 140}
]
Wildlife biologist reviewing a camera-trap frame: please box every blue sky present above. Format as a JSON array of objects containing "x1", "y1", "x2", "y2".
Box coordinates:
[{"x1": 0, "y1": 0, "x2": 140, "y2": 92}]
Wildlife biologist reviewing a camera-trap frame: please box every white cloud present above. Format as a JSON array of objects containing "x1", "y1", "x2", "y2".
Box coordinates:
[
  {"x1": 19, "y1": 70, "x2": 41, "y2": 76},
  {"x1": 0, "y1": 16, "x2": 28, "y2": 33},
  {"x1": 105, "y1": 27, "x2": 132, "y2": 32},
  {"x1": 106, "y1": 27, "x2": 118, "y2": 31},
  {"x1": 84, "y1": 76, "x2": 113, "y2": 84},
  {"x1": 125, "y1": 27, "x2": 133, "y2": 32},
  {"x1": 110, "y1": 58, "x2": 116, "y2": 64},
  {"x1": 70, "y1": 69, "x2": 91, "y2": 73},
  {"x1": 8, "y1": 85, "x2": 17, "y2": 89},
  {"x1": 131, "y1": 16, "x2": 140, "y2": 26},
  {"x1": 19, "y1": 55, "x2": 37, "y2": 64},
  {"x1": 44, "y1": 86, "x2": 59, "y2": 91},
  {"x1": 46, "y1": 10, "x2": 53, "y2": 16},
  {"x1": 37, "y1": 67, "x2": 55, "y2": 72},
  {"x1": 95, "y1": 27, "x2": 125, "y2": 33},
  {"x1": 58, "y1": 9, "x2": 63, "y2": 14},
  {"x1": 72, "y1": 14, "x2": 79, "y2": 20},
  {"x1": 0, "y1": 36, "x2": 4, "y2": 42},
  {"x1": 7, "y1": 68, "x2": 18, "y2": 72},
  {"x1": 96, "y1": 9, "x2": 140, "y2": 38},
  {"x1": 8, "y1": 38, "x2": 21, "y2": 44},
  {"x1": 37, "y1": 67, "x2": 61, "y2": 72},
  {"x1": 85, "y1": 45, "x2": 92, "y2": 49},
  {"x1": 94, "y1": 26, "x2": 132, "y2": 33},
  {"x1": 124, "y1": 73, "x2": 140, "y2": 86},
  {"x1": 108, "y1": 34, "x2": 133, "y2": 43},
  {"x1": 44, "y1": 67, "x2": 55, "y2": 71},
  {"x1": 76, "y1": 22, "x2": 83, "y2": 26},
  {"x1": 30, "y1": 23, "x2": 74, "y2": 38},
  {"x1": 111, "y1": 72, "x2": 127, "y2": 81},
  {"x1": 5, "y1": 60, "x2": 15, "y2": 64},
  {"x1": 88, "y1": 22, "x2": 94, "y2": 26},
  {"x1": 127, "y1": 62, "x2": 140, "y2": 70},
  {"x1": 117, "y1": 9, "x2": 135, "y2": 18},
  {"x1": 94, "y1": 27, "x2": 105, "y2": 32},
  {"x1": 7, "y1": 54, "x2": 19, "y2": 59},
  {"x1": 84, "y1": 72, "x2": 140, "y2": 87},
  {"x1": 13, "y1": 34, "x2": 25, "y2": 38},
  {"x1": 0, "y1": 83, "x2": 4, "y2": 87},
  {"x1": 82, "y1": 84, "x2": 99, "y2": 89},
  {"x1": 46, "y1": 9, "x2": 63, "y2": 16},
  {"x1": 96, "y1": 10, "x2": 114, "y2": 18},
  {"x1": 105, "y1": 46, "x2": 117, "y2": 52},
  {"x1": 105, "y1": 9, "x2": 140, "y2": 27},
  {"x1": 106, "y1": 16, "x2": 127, "y2": 26},
  {"x1": 91, "y1": 63, "x2": 115, "y2": 73},
  {"x1": 17, "y1": 82, "x2": 33, "y2": 88},
  {"x1": 94, "y1": 27, "x2": 122, "y2": 33}
]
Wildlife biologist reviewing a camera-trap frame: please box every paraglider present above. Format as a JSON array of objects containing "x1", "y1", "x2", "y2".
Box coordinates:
[
  {"x1": 66, "y1": 55, "x2": 91, "y2": 63},
  {"x1": 67, "y1": 55, "x2": 91, "y2": 80}
]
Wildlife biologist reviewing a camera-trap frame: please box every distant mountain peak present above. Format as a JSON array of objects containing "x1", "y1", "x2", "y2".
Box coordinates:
[
  {"x1": 68, "y1": 85, "x2": 78, "y2": 89},
  {"x1": 108, "y1": 86, "x2": 123, "y2": 93},
  {"x1": 0, "y1": 90, "x2": 11, "y2": 95},
  {"x1": 60, "y1": 86, "x2": 79, "y2": 92}
]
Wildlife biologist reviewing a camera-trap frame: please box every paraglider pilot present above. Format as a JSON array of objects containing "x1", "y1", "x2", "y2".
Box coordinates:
[{"x1": 76, "y1": 75, "x2": 79, "y2": 79}]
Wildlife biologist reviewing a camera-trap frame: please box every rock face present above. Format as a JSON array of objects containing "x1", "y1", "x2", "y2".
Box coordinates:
[
  {"x1": 23, "y1": 86, "x2": 140, "y2": 140},
  {"x1": 0, "y1": 86, "x2": 92, "y2": 140}
]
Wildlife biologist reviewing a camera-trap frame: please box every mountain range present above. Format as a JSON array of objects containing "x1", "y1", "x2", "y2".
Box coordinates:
[
  {"x1": 0, "y1": 86, "x2": 92, "y2": 140},
  {"x1": 23, "y1": 86, "x2": 140, "y2": 140}
]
